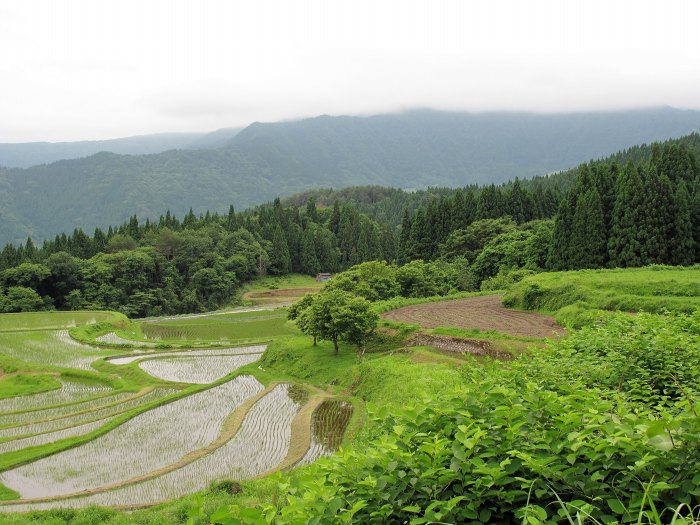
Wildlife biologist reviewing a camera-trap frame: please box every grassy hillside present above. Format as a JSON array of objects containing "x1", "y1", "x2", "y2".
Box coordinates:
[{"x1": 503, "y1": 265, "x2": 700, "y2": 326}]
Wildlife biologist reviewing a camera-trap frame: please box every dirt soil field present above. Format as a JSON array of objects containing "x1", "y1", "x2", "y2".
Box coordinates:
[{"x1": 382, "y1": 295, "x2": 566, "y2": 338}]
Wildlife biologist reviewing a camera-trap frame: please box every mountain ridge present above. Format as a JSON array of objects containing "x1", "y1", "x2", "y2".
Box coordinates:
[{"x1": 1, "y1": 107, "x2": 700, "y2": 245}]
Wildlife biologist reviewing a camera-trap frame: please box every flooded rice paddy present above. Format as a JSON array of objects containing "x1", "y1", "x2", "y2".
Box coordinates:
[{"x1": 0, "y1": 309, "x2": 352, "y2": 512}]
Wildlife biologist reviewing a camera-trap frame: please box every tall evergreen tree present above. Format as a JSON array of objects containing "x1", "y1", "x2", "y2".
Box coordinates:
[
  {"x1": 608, "y1": 162, "x2": 644, "y2": 268},
  {"x1": 593, "y1": 163, "x2": 616, "y2": 235},
  {"x1": 671, "y1": 181, "x2": 695, "y2": 266},
  {"x1": 639, "y1": 165, "x2": 675, "y2": 265},
  {"x1": 506, "y1": 179, "x2": 529, "y2": 223},
  {"x1": 268, "y1": 225, "x2": 291, "y2": 274},
  {"x1": 300, "y1": 228, "x2": 321, "y2": 275},
  {"x1": 570, "y1": 188, "x2": 607, "y2": 269},
  {"x1": 355, "y1": 223, "x2": 371, "y2": 264},
  {"x1": 305, "y1": 197, "x2": 319, "y2": 222},
  {"x1": 226, "y1": 205, "x2": 237, "y2": 231},
  {"x1": 451, "y1": 190, "x2": 468, "y2": 230},
  {"x1": 409, "y1": 209, "x2": 429, "y2": 260},
  {"x1": 397, "y1": 210, "x2": 414, "y2": 264},
  {"x1": 691, "y1": 183, "x2": 700, "y2": 262},
  {"x1": 475, "y1": 185, "x2": 502, "y2": 220},
  {"x1": 547, "y1": 198, "x2": 574, "y2": 270}
]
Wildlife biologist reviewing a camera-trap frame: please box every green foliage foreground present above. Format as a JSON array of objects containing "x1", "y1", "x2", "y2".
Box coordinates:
[{"x1": 207, "y1": 312, "x2": 699, "y2": 525}]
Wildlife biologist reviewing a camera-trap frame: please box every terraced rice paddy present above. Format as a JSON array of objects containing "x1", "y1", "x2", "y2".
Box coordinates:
[
  {"x1": 0, "y1": 389, "x2": 175, "y2": 439},
  {"x1": 0, "y1": 417, "x2": 116, "y2": 454},
  {"x1": 95, "y1": 333, "x2": 156, "y2": 346},
  {"x1": 105, "y1": 345, "x2": 266, "y2": 365},
  {"x1": 299, "y1": 399, "x2": 354, "y2": 465},
  {"x1": 4, "y1": 384, "x2": 308, "y2": 509},
  {"x1": 140, "y1": 310, "x2": 293, "y2": 341},
  {"x1": 0, "y1": 308, "x2": 353, "y2": 513},
  {"x1": 0, "y1": 312, "x2": 116, "y2": 332},
  {"x1": 0, "y1": 391, "x2": 134, "y2": 427},
  {"x1": 0, "y1": 379, "x2": 112, "y2": 414},
  {"x1": 0, "y1": 377, "x2": 263, "y2": 498},
  {"x1": 139, "y1": 354, "x2": 262, "y2": 383},
  {"x1": 0, "y1": 330, "x2": 115, "y2": 370}
]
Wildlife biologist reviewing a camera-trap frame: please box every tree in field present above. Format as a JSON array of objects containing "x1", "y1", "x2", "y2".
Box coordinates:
[
  {"x1": 287, "y1": 293, "x2": 318, "y2": 344},
  {"x1": 0, "y1": 286, "x2": 46, "y2": 312},
  {"x1": 326, "y1": 261, "x2": 400, "y2": 301},
  {"x1": 293, "y1": 289, "x2": 378, "y2": 358}
]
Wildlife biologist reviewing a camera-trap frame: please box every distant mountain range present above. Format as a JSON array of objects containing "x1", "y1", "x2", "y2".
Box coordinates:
[
  {"x1": 0, "y1": 127, "x2": 243, "y2": 168},
  {"x1": 1, "y1": 106, "x2": 699, "y2": 245}
]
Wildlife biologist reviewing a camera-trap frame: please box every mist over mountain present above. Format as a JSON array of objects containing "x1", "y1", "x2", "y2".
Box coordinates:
[{"x1": 1, "y1": 107, "x2": 699, "y2": 245}]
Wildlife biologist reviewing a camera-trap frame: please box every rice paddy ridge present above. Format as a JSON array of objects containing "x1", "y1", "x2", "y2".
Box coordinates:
[
  {"x1": 77, "y1": 324, "x2": 274, "y2": 350},
  {"x1": 138, "y1": 303, "x2": 284, "y2": 323},
  {"x1": 0, "y1": 381, "x2": 331, "y2": 508}
]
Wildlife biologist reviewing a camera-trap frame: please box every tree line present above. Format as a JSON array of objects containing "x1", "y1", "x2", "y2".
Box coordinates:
[
  {"x1": 0, "y1": 199, "x2": 393, "y2": 316},
  {"x1": 549, "y1": 142, "x2": 700, "y2": 269}
]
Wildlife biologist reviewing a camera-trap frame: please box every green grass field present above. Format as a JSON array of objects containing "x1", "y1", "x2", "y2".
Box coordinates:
[{"x1": 503, "y1": 265, "x2": 700, "y2": 326}]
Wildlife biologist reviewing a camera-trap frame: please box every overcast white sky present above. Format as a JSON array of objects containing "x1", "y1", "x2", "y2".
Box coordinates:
[{"x1": 1, "y1": 0, "x2": 700, "y2": 142}]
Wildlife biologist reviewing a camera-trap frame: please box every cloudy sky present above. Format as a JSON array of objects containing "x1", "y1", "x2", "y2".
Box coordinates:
[{"x1": 2, "y1": 0, "x2": 699, "y2": 142}]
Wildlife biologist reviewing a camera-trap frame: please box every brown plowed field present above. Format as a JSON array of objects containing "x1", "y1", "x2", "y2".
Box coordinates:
[{"x1": 382, "y1": 295, "x2": 566, "y2": 338}]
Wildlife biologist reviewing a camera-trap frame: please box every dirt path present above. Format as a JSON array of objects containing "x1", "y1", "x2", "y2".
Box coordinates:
[{"x1": 382, "y1": 295, "x2": 566, "y2": 339}]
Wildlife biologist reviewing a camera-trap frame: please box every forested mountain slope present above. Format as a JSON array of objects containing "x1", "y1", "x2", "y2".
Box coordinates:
[
  {"x1": 1, "y1": 107, "x2": 700, "y2": 245},
  {"x1": 283, "y1": 133, "x2": 700, "y2": 227}
]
